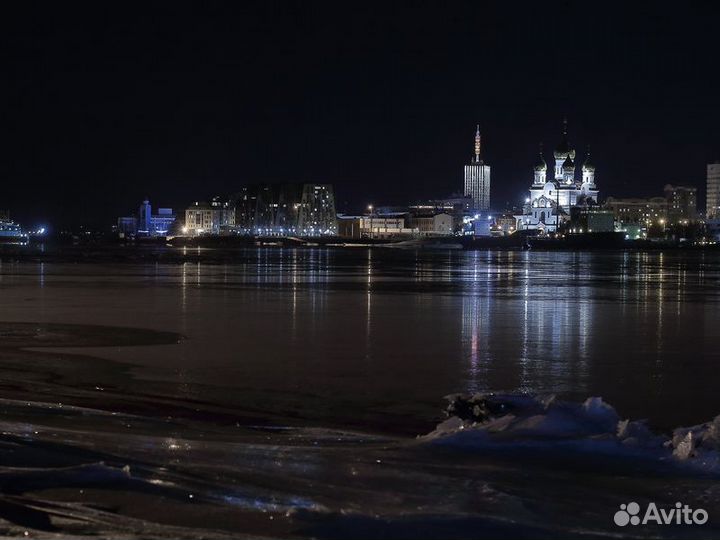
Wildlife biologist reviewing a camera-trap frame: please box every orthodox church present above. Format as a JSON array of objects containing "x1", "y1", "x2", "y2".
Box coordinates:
[{"x1": 515, "y1": 120, "x2": 598, "y2": 232}]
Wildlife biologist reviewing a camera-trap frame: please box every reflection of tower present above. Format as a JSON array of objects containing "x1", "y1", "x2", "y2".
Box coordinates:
[
  {"x1": 464, "y1": 125, "x2": 491, "y2": 211},
  {"x1": 461, "y1": 292, "x2": 489, "y2": 392}
]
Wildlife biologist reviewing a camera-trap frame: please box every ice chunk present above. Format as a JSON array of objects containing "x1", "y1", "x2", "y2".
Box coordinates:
[{"x1": 673, "y1": 431, "x2": 695, "y2": 460}]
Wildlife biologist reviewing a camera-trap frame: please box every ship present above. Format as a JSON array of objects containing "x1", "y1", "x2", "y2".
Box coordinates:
[{"x1": 0, "y1": 217, "x2": 29, "y2": 244}]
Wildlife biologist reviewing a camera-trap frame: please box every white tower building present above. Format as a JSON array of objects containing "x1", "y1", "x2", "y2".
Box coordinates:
[{"x1": 464, "y1": 125, "x2": 491, "y2": 211}]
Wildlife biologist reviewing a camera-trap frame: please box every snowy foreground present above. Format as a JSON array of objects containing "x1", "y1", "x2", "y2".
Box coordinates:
[
  {"x1": 1, "y1": 394, "x2": 720, "y2": 536},
  {"x1": 0, "y1": 322, "x2": 718, "y2": 538}
]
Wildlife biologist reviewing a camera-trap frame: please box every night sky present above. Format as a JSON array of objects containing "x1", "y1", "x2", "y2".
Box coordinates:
[{"x1": 3, "y1": 1, "x2": 719, "y2": 229}]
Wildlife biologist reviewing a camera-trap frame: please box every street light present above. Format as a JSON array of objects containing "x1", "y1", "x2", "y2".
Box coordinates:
[{"x1": 367, "y1": 204, "x2": 374, "y2": 239}]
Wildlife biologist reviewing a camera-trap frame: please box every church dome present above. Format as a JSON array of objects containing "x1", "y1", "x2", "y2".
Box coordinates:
[
  {"x1": 534, "y1": 149, "x2": 547, "y2": 171},
  {"x1": 554, "y1": 139, "x2": 571, "y2": 157}
]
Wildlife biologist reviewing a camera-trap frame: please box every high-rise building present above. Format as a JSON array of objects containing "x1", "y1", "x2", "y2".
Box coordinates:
[
  {"x1": 233, "y1": 183, "x2": 337, "y2": 236},
  {"x1": 707, "y1": 163, "x2": 720, "y2": 219},
  {"x1": 297, "y1": 184, "x2": 337, "y2": 234},
  {"x1": 463, "y1": 126, "x2": 491, "y2": 211},
  {"x1": 664, "y1": 184, "x2": 697, "y2": 223}
]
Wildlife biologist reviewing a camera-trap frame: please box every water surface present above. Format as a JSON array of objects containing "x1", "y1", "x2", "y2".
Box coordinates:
[{"x1": 0, "y1": 248, "x2": 719, "y2": 537}]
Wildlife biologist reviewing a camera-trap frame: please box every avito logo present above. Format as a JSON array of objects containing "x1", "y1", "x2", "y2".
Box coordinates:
[{"x1": 614, "y1": 502, "x2": 708, "y2": 526}]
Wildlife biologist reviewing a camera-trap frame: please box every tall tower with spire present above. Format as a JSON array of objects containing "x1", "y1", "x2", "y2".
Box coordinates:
[{"x1": 464, "y1": 125, "x2": 491, "y2": 211}]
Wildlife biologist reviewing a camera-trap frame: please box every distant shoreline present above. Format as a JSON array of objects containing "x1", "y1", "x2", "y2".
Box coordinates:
[{"x1": 0, "y1": 238, "x2": 718, "y2": 265}]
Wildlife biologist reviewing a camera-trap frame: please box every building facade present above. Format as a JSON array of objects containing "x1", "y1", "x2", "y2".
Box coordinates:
[
  {"x1": 515, "y1": 120, "x2": 599, "y2": 232},
  {"x1": 410, "y1": 213, "x2": 454, "y2": 235},
  {"x1": 604, "y1": 197, "x2": 668, "y2": 226},
  {"x1": 463, "y1": 126, "x2": 491, "y2": 211},
  {"x1": 234, "y1": 183, "x2": 337, "y2": 236},
  {"x1": 409, "y1": 195, "x2": 472, "y2": 232},
  {"x1": 664, "y1": 184, "x2": 697, "y2": 223},
  {"x1": 568, "y1": 207, "x2": 615, "y2": 233},
  {"x1": 494, "y1": 213, "x2": 517, "y2": 235},
  {"x1": 184, "y1": 197, "x2": 235, "y2": 235},
  {"x1": 117, "y1": 199, "x2": 176, "y2": 237},
  {"x1": 707, "y1": 163, "x2": 720, "y2": 219},
  {"x1": 297, "y1": 184, "x2": 337, "y2": 235},
  {"x1": 337, "y1": 215, "x2": 414, "y2": 239}
]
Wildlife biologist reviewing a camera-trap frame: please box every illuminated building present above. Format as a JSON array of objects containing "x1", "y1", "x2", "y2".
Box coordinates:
[
  {"x1": 117, "y1": 199, "x2": 176, "y2": 238},
  {"x1": 568, "y1": 207, "x2": 615, "y2": 233},
  {"x1": 184, "y1": 196, "x2": 235, "y2": 235},
  {"x1": 494, "y1": 213, "x2": 517, "y2": 235},
  {"x1": 463, "y1": 126, "x2": 491, "y2": 211},
  {"x1": 409, "y1": 213, "x2": 454, "y2": 235},
  {"x1": 409, "y1": 194, "x2": 472, "y2": 231},
  {"x1": 337, "y1": 214, "x2": 414, "y2": 239},
  {"x1": 297, "y1": 184, "x2": 337, "y2": 234},
  {"x1": 664, "y1": 184, "x2": 697, "y2": 223},
  {"x1": 514, "y1": 119, "x2": 599, "y2": 232},
  {"x1": 233, "y1": 183, "x2": 337, "y2": 236},
  {"x1": 707, "y1": 162, "x2": 720, "y2": 219},
  {"x1": 604, "y1": 197, "x2": 668, "y2": 226}
]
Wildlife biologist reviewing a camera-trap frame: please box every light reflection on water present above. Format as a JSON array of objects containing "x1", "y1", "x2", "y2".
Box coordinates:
[{"x1": 1, "y1": 247, "x2": 720, "y2": 431}]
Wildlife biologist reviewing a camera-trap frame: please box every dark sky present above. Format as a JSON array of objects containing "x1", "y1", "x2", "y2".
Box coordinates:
[{"x1": 3, "y1": 1, "x2": 719, "y2": 228}]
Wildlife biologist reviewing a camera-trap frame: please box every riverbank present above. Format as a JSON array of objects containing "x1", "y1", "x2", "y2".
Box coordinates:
[{"x1": 1, "y1": 236, "x2": 718, "y2": 264}]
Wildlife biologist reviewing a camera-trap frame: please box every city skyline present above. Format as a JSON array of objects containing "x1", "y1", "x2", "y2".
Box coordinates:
[
  {"x1": 6, "y1": 116, "x2": 717, "y2": 232},
  {"x1": 4, "y1": 2, "x2": 719, "y2": 229}
]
